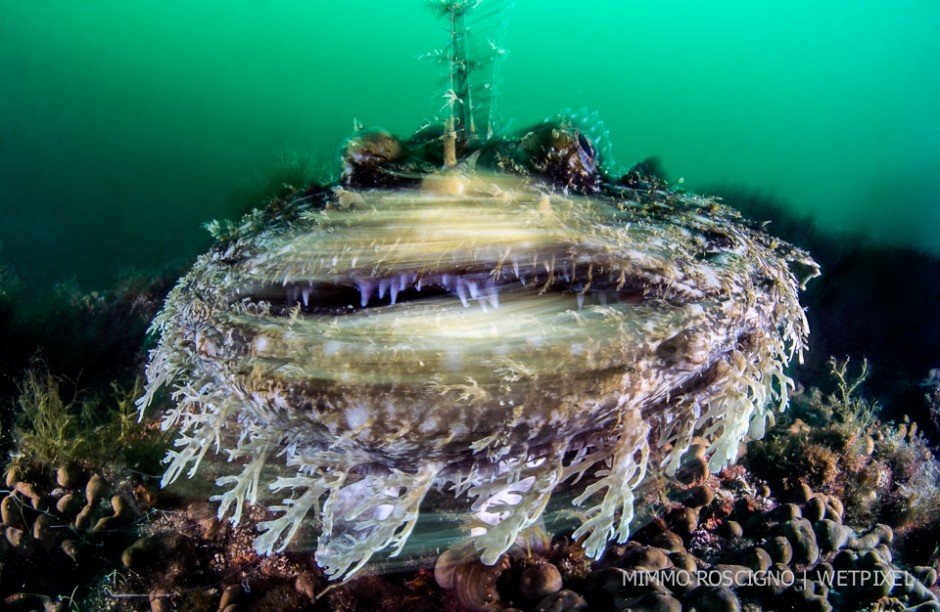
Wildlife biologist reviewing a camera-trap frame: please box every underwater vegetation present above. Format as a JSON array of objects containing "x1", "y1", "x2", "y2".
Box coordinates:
[
  {"x1": 9, "y1": 367, "x2": 167, "y2": 473},
  {"x1": 0, "y1": 365, "x2": 171, "y2": 611},
  {"x1": 137, "y1": 0, "x2": 818, "y2": 582},
  {"x1": 0, "y1": 271, "x2": 175, "y2": 401},
  {"x1": 0, "y1": 259, "x2": 179, "y2": 609},
  {"x1": 0, "y1": 267, "x2": 177, "y2": 445},
  {"x1": 746, "y1": 358, "x2": 940, "y2": 568}
]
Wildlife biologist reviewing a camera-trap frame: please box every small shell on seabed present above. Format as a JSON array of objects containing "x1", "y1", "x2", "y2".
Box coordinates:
[
  {"x1": 520, "y1": 563, "x2": 563, "y2": 601},
  {"x1": 435, "y1": 545, "x2": 480, "y2": 590},
  {"x1": 452, "y1": 555, "x2": 512, "y2": 612}
]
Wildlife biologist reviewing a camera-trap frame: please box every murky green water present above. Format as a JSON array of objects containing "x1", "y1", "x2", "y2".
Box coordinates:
[{"x1": 1, "y1": 0, "x2": 938, "y2": 286}]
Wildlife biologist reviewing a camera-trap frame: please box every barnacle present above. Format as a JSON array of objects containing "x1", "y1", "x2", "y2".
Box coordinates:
[{"x1": 138, "y1": 162, "x2": 818, "y2": 579}]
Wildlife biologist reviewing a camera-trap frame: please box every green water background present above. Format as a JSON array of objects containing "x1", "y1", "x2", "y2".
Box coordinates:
[{"x1": 1, "y1": 0, "x2": 938, "y2": 287}]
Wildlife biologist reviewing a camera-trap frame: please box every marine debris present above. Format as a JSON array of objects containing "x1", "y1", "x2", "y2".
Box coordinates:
[{"x1": 137, "y1": 0, "x2": 819, "y2": 581}]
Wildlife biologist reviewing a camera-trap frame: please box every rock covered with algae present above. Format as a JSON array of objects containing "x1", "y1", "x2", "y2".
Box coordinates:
[{"x1": 137, "y1": 122, "x2": 819, "y2": 579}]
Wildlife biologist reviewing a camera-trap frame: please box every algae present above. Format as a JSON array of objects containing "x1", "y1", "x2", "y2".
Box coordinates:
[
  {"x1": 745, "y1": 355, "x2": 940, "y2": 568},
  {"x1": 9, "y1": 365, "x2": 168, "y2": 475}
]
